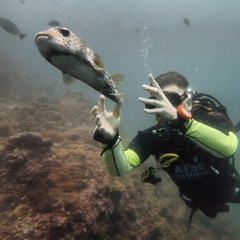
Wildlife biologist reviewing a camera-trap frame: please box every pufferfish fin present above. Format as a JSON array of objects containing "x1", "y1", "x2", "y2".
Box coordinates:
[
  {"x1": 92, "y1": 52, "x2": 105, "y2": 71},
  {"x1": 110, "y1": 73, "x2": 124, "y2": 85}
]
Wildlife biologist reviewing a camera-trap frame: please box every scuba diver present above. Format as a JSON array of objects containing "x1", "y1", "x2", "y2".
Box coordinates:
[{"x1": 91, "y1": 72, "x2": 240, "y2": 230}]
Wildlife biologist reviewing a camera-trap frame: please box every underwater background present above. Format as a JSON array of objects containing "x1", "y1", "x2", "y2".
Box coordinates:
[{"x1": 0, "y1": 0, "x2": 240, "y2": 239}]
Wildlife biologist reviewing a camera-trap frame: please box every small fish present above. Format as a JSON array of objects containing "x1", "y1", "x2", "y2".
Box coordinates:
[
  {"x1": 35, "y1": 26, "x2": 124, "y2": 104},
  {"x1": 0, "y1": 18, "x2": 26, "y2": 40},
  {"x1": 183, "y1": 18, "x2": 190, "y2": 26},
  {"x1": 48, "y1": 20, "x2": 61, "y2": 27}
]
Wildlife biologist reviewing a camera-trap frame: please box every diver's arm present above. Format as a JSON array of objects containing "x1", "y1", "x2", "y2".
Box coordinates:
[
  {"x1": 184, "y1": 119, "x2": 238, "y2": 158},
  {"x1": 101, "y1": 137, "x2": 141, "y2": 176},
  {"x1": 101, "y1": 125, "x2": 162, "y2": 176},
  {"x1": 91, "y1": 95, "x2": 142, "y2": 176}
]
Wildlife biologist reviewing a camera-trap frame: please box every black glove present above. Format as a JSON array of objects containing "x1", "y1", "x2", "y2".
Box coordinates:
[
  {"x1": 93, "y1": 127, "x2": 119, "y2": 145},
  {"x1": 141, "y1": 167, "x2": 162, "y2": 185}
]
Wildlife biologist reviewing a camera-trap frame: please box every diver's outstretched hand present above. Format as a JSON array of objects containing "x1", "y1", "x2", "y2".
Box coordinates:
[
  {"x1": 138, "y1": 74, "x2": 177, "y2": 121},
  {"x1": 91, "y1": 95, "x2": 121, "y2": 141}
]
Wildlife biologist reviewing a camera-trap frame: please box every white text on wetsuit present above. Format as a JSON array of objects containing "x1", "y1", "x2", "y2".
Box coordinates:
[{"x1": 174, "y1": 155, "x2": 210, "y2": 179}]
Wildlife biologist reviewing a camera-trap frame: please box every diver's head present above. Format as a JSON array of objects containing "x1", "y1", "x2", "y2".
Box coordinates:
[
  {"x1": 145, "y1": 72, "x2": 192, "y2": 123},
  {"x1": 155, "y1": 71, "x2": 189, "y2": 91}
]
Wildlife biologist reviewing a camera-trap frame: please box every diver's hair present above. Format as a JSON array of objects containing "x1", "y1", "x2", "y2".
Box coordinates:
[{"x1": 155, "y1": 72, "x2": 189, "y2": 90}]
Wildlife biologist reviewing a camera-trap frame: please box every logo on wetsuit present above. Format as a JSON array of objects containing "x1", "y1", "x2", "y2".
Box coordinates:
[{"x1": 174, "y1": 155, "x2": 210, "y2": 179}]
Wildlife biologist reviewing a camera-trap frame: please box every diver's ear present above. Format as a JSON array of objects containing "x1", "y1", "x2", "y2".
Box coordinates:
[{"x1": 182, "y1": 98, "x2": 192, "y2": 111}]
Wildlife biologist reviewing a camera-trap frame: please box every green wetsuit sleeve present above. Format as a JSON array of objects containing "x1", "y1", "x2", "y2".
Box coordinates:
[
  {"x1": 184, "y1": 119, "x2": 238, "y2": 158},
  {"x1": 101, "y1": 138, "x2": 141, "y2": 176}
]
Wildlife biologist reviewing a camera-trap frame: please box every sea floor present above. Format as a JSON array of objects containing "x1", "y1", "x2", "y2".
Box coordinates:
[{"x1": 0, "y1": 75, "x2": 239, "y2": 239}]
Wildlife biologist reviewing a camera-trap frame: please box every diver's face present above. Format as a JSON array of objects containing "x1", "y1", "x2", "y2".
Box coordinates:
[{"x1": 155, "y1": 84, "x2": 191, "y2": 123}]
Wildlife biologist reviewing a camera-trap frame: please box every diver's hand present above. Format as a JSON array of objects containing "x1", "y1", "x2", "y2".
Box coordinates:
[
  {"x1": 91, "y1": 95, "x2": 120, "y2": 141},
  {"x1": 139, "y1": 74, "x2": 177, "y2": 121}
]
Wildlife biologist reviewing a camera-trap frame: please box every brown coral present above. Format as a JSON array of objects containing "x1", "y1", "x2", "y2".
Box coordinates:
[{"x1": 5, "y1": 132, "x2": 53, "y2": 151}]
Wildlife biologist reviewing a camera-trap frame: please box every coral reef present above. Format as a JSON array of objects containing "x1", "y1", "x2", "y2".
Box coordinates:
[
  {"x1": 5, "y1": 132, "x2": 53, "y2": 150},
  {"x1": 0, "y1": 61, "x2": 238, "y2": 239}
]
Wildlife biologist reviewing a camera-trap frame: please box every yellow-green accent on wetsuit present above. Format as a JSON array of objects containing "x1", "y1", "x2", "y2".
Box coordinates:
[
  {"x1": 102, "y1": 138, "x2": 141, "y2": 176},
  {"x1": 184, "y1": 119, "x2": 238, "y2": 158}
]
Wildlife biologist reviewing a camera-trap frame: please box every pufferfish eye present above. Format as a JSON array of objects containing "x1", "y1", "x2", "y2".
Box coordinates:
[{"x1": 60, "y1": 28, "x2": 70, "y2": 37}]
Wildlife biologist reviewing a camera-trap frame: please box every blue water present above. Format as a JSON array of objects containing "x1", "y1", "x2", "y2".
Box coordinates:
[{"x1": 1, "y1": 0, "x2": 240, "y2": 234}]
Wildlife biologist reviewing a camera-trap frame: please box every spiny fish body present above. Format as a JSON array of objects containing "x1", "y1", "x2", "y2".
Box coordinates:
[
  {"x1": 35, "y1": 26, "x2": 124, "y2": 104},
  {"x1": 0, "y1": 18, "x2": 26, "y2": 40}
]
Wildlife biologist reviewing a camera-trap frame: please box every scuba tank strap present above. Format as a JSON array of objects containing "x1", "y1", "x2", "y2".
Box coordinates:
[{"x1": 187, "y1": 207, "x2": 198, "y2": 232}]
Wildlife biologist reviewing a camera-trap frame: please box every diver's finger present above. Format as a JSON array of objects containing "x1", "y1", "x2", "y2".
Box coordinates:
[
  {"x1": 142, "y1": 84, "x2": 165, "y2": 101},
  {"x1": 142, "y1": 85, "x2": 165, "y2": 102},
  {"x1": 91, "y1": 106, "x2": 99, "y2": 117},
  {"x1": 98, "y1": 95, "x2": 106, "y2": 112},
  {"x1": 148, "y1": 74, "x2": 161, "y2": 90},
  {"x1": 142, "y1": 84, "x2": 159, "y2": 95},
  {"x1": 148, "y1": 74, "x2": 166, "y2": 98},
  {"x1": 139, "y1": 97, "x2": 159, "y2": 108},
  {"x1": 112, "y1": 103, "x2": 121, "y2": 118},
  {"x1": 143, "y1": 107, "x2": 164, "y2": 116},
  {"x1": 95, "y1": 115, "x2": 102, "y2": 127}
]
